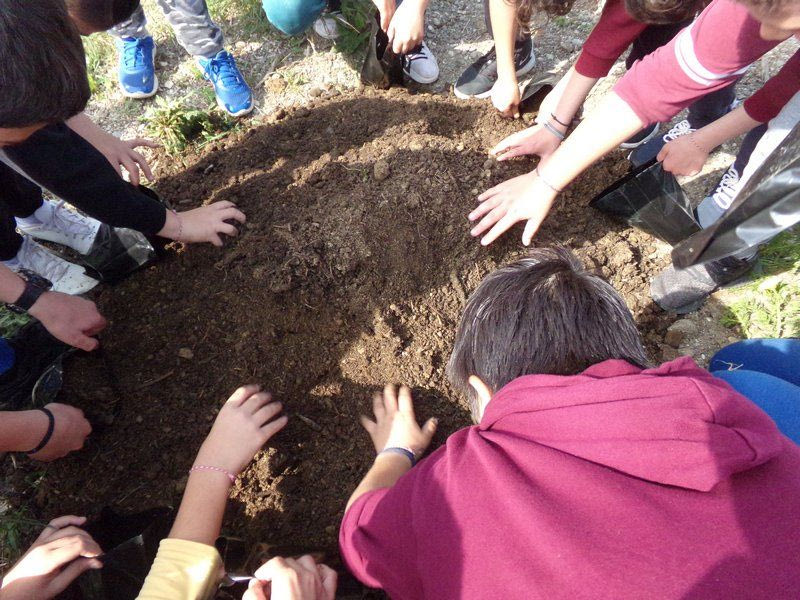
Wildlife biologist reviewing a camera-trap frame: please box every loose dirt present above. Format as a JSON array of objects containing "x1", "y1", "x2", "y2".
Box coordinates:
[{"x1": 10, "y1": 89, "x2": 679, "y2": 585}]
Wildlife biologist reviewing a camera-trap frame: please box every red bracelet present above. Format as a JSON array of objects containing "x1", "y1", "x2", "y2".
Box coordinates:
[{"x1": 190, "y1": 465, "x2": 237, "y2": 483}]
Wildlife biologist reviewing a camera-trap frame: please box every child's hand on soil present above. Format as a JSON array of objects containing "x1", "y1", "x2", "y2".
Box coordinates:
[
  {"x1": 194, "y1": 385, "x2": 288, "y2": 476},
  {"x1": 244, "y1": 556, "x2": 337, "y2": 600},
  {"x1": 161, "y1": 201, "x2": 246, "y2": 247},
  {"x1": 387, "y1": 0, "x2": 425, "y2": 54},
  {"x1": 469, "y1": 171, "x2": 558, "y2": 246},
  {"x1": 100, "y1": 136, "x2": 160, "y2": 187},
  {"x1": 0, "y1": 515, "x2": 103, "y2": 600},
  {"x1": 28, "y1": 291, "x2": 107, "y2": 351},
  {"x1": 372, "y1": 0, "x2": 397, "y2": 32},
  {"x1": 491, "y1": 76, "x2": 521, "y2": 119},
  {"x1": 657, "y1": 135, "x2": 710, "y2": 176},
  {"x1": 491, "y1": 124, "x2": 562, "y2": 162},
  {"x1": 360, "y1": 385, "x2": 437, "y2": 458},
  {"x1": 28, "y1": 403, "x2": 92, "y2": 462}
]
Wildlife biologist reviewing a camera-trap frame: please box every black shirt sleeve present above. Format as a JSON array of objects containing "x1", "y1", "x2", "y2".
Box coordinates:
[{"x1": 3, "y1": 122, "x2": 167, "y2": 235}]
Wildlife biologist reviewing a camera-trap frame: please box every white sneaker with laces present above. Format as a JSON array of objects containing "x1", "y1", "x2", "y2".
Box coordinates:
[
  {"x1": 4, "y1": 236, "x2": 98, "y2": 295},
  {"x1": 16, "y1": 200, "x2": 100, "y2": 255},
  {"x1": 662, "y1": 119, "x2": 696, "y2": 142},
  {"x1": 711, "y1": 165, "x2": 741, "y2": 210},
  {"x1": 403, "y1": 41, "x2": 439, "y2": 84},
  {"x1": 313, "y1": 13, "x2": 341, "y2": 40}
]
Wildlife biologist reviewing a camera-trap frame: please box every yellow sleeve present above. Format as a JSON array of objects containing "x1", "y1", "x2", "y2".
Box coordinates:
[{"x1": 136, "y1": 538, "x2": 223, "y2": 600}]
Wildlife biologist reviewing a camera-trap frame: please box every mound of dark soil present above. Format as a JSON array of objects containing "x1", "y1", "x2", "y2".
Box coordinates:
[{"x1": 9, "y1": 89, "x2": 677, "y2": 578}]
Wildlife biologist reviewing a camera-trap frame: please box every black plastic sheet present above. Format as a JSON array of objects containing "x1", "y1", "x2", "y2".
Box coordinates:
[
  {"x1": 81, "y1": 225, "x2": 157, "y2": 284},
  {"x1": 672, "y1": 121, "x2": 800, "y2": 267},
  {"x1": 590, "y1": 159, "x2": 701, "y2": 245},
  {"x1": 360, "y1": 13, "x2": 403, "y2": 89}
]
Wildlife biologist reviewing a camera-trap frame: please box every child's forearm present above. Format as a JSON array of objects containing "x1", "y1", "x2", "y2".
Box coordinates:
[
  {"x1": 693, "y1": 105, "x2": 760, "y2": 153},
  {"x1": 168, "y1": 471, "x2": 231, "y2": 546},
  {"x1": 540, "y1": 92, "x2": 643, "y2": 189},
  {"x1": 346, "y1": 453, "x2": 411, "y2": 512},
  {"x1": 0, "y1": 411, "x2": 49, "y2": 453},
  {"x1": 65, "y1": 113, "x2": 112, "y2": 146},
  {"x1": 0, "y1": 265, "x2": 26, "y2": 304},
  {"x1": 549, "y1": 67, "x2": 599, "y2": 125},
  {"x1": 489, "y1": 0, "x2": 519, "y2": 82}
]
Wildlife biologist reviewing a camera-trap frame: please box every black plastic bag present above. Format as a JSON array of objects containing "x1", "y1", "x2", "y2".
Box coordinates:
[
  {"x1": 360, "y1": 12, "x2": 403, "y2": 89},
  {"x1": 80, "y1": 224, "x2": 158, "y2": 284},
  {"x1": 62, "y1": 507, "x2": 174, "y2": 600},
  {"x1": 518, "y1": 73, "x2": 558, "y2": 116},
  {"x1": 672, "y1": 121, "x2": 800, "y2": 268},
  {"x1": 589, "y1": 159, "x2": 701, "y2": 245}
]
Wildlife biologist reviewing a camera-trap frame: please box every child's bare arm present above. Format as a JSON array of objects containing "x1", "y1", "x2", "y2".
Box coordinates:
[{"x1": 489, "y1": 0, "x2": 521, "y2": 117}]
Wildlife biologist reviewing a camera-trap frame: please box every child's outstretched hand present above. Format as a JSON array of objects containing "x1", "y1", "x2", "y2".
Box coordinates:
[
  {"x1": 469, "y1": 170, "x2": 558, "y2": 246},
  {"x1": 159, "y1": 201, "x2": 246, "y2": 247},
  {"x1": 491, "y1": 124, "x2": 562, "y2": 164},
  {"x1": 360, "y1": 384, "x2": 437, "y2": 458},
  {"x1": 244, "y1": 556, "x2": 337, "y2": 600},
  {"x1": 657, "y1": 134, "x2": 710, "y2": 176},
  {"x1": 194, "y1": 385, "x2": 288, "y2": 476}
]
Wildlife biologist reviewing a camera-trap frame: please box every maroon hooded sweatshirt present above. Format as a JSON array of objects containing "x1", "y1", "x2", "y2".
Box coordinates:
[{"x1": 340, "y1": 357, "x2": 800, "y2": 599}]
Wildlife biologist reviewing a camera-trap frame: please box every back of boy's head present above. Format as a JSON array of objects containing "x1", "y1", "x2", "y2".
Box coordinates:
[
  {"x1": 447, "y1": 247, "x2": 648, "y2": 419},
  {"x1": 66, "y1": 0, "x2": 141, "y2": 32},
  {"x1": 0, "y1": 0, "x2": 90, "y2": 128},
  {"x1": 623, "y1": 0, "x2": 709, "y2": 24}
]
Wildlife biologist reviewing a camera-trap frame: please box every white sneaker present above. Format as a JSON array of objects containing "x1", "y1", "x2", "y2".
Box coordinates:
[
  {"x1": 663, "y1": 119, "x2": 695, "y2": 142},
  {"x1": 4, "y1": 236, "x2": 98, "y2": 295},
  {"x1": 16, "y1": 200, "x2": 100, "y2": 255},
  {"x1": 403, "y1": 41, "x2": 439, "y2": 84},
  {"x1": 313, "y1": 12, "x2": 341, "y2": 40}
]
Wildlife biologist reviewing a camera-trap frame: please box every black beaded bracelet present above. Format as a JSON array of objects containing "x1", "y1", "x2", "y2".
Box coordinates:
[
  {"x1": 25, "y1": 407, "x2": 55, "y2": 455},
  {"x1": 550, "y1": 112, "x2": 570, "y2": 128}
]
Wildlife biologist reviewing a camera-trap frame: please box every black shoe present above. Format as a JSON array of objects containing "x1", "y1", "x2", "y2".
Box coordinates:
[
  {"x1": 650, "y1": 255, "x2": 756, "y2": 314},
  {"x1": 0, "y1": 322, "x2": 71, "y2": 411},
  {"x1": 620, "y1": 123, "x2": 660, "y2": 149},
  {"x1": 454, "y1": 37, "x2": 536, "y2": 99}
]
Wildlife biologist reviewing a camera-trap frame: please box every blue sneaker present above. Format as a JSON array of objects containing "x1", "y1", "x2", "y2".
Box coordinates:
[
  {"x1": 116, "y1": 36, "x2": 158, "y2": 98},
  {"x1": 197, "y1": 50, "x2": 253, "y2": 117}
]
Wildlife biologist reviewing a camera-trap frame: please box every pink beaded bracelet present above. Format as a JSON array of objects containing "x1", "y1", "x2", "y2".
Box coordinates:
[{"x1": 189, "y1": 465, "x2": 237, "y2": 483}]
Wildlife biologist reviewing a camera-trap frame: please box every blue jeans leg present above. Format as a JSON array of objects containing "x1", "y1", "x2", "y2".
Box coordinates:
[
  {"x1": 262, "y1": 0, "x2": 327, "y2": 35},
  {"x1": 710, "y1": 338, "x2": 800, "y2": 387},
  {"x1": 713, "y1": 369, "x2": 800, "y2": 444}
]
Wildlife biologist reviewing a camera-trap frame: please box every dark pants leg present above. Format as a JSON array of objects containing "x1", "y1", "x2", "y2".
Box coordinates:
[{"x1": 0, "y1": 162, "x2": 45, "y2": 261}]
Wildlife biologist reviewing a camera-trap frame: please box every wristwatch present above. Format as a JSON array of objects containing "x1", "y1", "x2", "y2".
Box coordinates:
[{"x1": 7, "y1": 269, "x2": 52, "y2": 314}]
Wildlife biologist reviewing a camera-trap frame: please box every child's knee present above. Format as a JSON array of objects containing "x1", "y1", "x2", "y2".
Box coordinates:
[{"x1": 262, "y1": 0, "x2": 327, "y2": 36}]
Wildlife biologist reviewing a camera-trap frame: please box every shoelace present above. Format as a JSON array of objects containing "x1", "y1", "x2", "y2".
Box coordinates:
[
  {"x1": 404, "y1": 44, "x2": 429, "y2": 62},
  {"x1": 711, "y1": 167, "x2": 741, "y2": 209},
  {"x1": 663, "y1": 120, "x2": 695, "y2": 142},
  {"x1": 122, "y1": 40, "x2": 149, "y2": 69},
  {"x1": 207, "y1": 53, "x2": 243, "y2": 88}
]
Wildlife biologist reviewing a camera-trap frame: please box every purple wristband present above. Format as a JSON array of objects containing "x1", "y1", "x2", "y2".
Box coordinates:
[{"x1": 379, "y1": 447, "x2": 417, "y2": 467}]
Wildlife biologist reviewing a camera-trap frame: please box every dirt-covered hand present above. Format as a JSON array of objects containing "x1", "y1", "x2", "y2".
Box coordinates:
[
  {"x1": 243, "y1": 556, "x2": 337, "y2": 600},
  {"x1": 28, "y1": 292, "x2": 107, "y2": 351},
  {"x1": 372, "y1": 0, "x2": 397, "y2": 32},
  {"x1": 194, "y1": 385, "x2": 288, "y2": 475},
  {"x1": 360, "y1": 384, "x2": 437, "y2": 457},
  {"x1": 387, "y1": 0, "x2": 425, "y2": 55},
  {"x1": 27, "y1": 403, "x2": 92, "y2": 462},
  {"x1": 469, "y1": 171, "x2": 557, "y2": 246},
  {"x1": 491, "y1": 76, "x2": 521, "y2": 119},
  {"x1": 167, "y1": 201, "x2": 246, "y2": 247},
  {"x1": 491, "y1": 124, "x2": 561, "y2": 162},
  {"x1": 657, "y1": 135, "x2": 709, "y2": 176},
  {"x1": 0, "y1": 516, "x2": 102, "y2": 600}
]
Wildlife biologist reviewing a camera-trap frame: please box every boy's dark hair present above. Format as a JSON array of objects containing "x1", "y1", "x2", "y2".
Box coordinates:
[
  {"x1": 66, "y1": 0, "x2": 141, "y2": 31},
  {"x1": 447, "y1": 247, "x2": 649, "y2": 420},
  {"x1": 623, "y1": 0, "x2": 709, "y2": 24},
  {"x1": 0, "y1": 0, "x2": 90, "y2": 128}
]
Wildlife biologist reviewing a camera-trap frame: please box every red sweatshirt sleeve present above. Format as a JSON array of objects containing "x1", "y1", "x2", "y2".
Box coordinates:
[
  {"x1": 743, "y1": 50, "x2": 800, "y2": 122},
  {"x1": 339, "y1": 475, "x2": 423, "y2": 597},
  {"x1": 575, "y1": 0, "x2": 648, "y2": 78},
  {"x1": 614, "y1": 0, "x2": 779, "y2": 124}
]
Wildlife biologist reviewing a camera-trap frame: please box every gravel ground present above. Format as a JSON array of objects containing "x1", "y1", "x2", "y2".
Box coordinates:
[{"x1": 83, "y1": 0, "x2": 798, "y2": 361}]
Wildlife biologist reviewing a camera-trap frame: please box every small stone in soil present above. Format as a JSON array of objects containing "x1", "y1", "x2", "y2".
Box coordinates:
[
  {"x1": 178, "y1": 347, "x2": 194, "y2": 359},
  {"x1": 665, "y1": 319, "x2": 699, "y2": 348},
  {"x1": 374, "y1": 159, "x2": 391, "y2": 181}
]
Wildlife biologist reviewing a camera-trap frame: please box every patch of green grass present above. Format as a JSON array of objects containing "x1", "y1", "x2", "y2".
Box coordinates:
[
  {"x1": 83, "y1": 33, "x2": 117, "y2": 98},
  {"x1": 553, "y1": 16, "x2": 568, "y2": 27},
  {"x1": 142, "y1": 97, "x2": 237, "y2": 154},
  {"x1": 0, "y1": 307, "x2": 29, "y2": 339},
  {"x1": 207, "y1": 0, "x2": 271, "y2": 37},
  {"x1": 0, "y1": 505, "x2": 42, "y2": 570},
  {"x1": 720, "y1": 228, "x2": 800, "y2": 338},
  {"x1": 335, "y1": 0, "x2": 373, "y2": 56}
]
